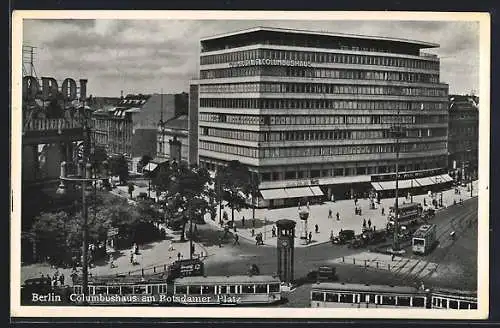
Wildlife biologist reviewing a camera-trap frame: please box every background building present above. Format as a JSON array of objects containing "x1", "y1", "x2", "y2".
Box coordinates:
[
  {"x1": 448, "y1": 94, "x2": 479, "y2": 181},
  {"x1": 156, "y1": 83, "x2": 199, "y2": 167},
  {"x1": 92, "y1": 92, "x2": 188, "y2": 172},
  {"x1": 197, "y1": 27, "x2": 450, "y2": 207}
]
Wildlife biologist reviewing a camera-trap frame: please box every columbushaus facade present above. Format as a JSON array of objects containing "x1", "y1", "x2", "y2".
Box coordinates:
[{"x1": 198, "y1": 27, "x2": 450, "y2": 207}]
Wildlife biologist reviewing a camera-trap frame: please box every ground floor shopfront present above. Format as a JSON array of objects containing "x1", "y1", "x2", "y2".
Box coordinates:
[{"x1": 257, "y1": 168, "x2": 454, "y2": 209}]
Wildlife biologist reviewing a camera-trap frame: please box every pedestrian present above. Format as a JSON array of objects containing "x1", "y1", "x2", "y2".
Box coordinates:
[
  {"x1": 328, "y1": 209, "x2": 332, "y2": 218},
  {"x1": 368, "y1": 219, "x2": 372, "y2": 229},
  {"x1": 251, "y1": 228, "x2": 255, "y2": 237},
  {"x1": 255, "y1": 235, "x2": 259, "y2": 246},
  {"x1": 359, "y1": 207, "x2": 362, "y2": 215},
  {"x1": 177, "y1": 252, "x2": 181, "y2": 261},
  {"x1": 381, "y1": 207, "x2": 385, "y2": 216},
  {"x1": 242, "y1": 216, "x2": 245, "y2": 227},
  {"x1": 130, "y1": 250, "x2": 134, "y2": 264},
  {"x1": 363, "y1": 219, "x2": 367, "y2": 228},
  {"x1": 315, "y1": 224, "x2": 319, "y2": 233},
  {"x1": 308, "y1": 232, "x2": 313, "y2": 243},
  {"x1": 71, "y1": 271, "x2": 78, "y2": 286},
  {"x1": 272, "y1": 226, "x2": 276, "y2": 237},
  {"x1": 110, "y1": 257, "x2": 116, "y2": 269},
  {"x1": 59, "y1": 273, "x2": 65, "y2": 286},
  {"x1": 391, "y1": 254, "x2": 395, "y2": 261},
  {"x1": 373, "y1": 225, "x2": 376, "y2": 232},
  {"x1": 233, "y1": 234, "x2": 240, "y2": 245},
  {"x1": 336, "y1": 212, "x2": 340, "y2": 221}
]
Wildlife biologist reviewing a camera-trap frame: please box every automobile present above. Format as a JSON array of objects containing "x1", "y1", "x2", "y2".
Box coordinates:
[
  {"x1": 362, "y1": 229, "x2": 387, "y2": 245},
  {"x1": 348, "y1": 236, "x2": 366, "y2": 249},
  {"x1": 421, "y1": 208, "x2": 436, "y2": 221},
  {"x1": 306, "y1": 265, "x2": 337, "y2": 282}
]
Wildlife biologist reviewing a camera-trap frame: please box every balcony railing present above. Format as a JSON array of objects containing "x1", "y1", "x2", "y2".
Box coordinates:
[{"x1": 23, "y1": 118, "x2": 84, "y2": 132}]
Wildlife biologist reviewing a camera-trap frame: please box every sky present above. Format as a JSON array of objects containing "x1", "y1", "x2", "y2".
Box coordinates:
[{"x1": 22, "y1": 18, "x2": 480, "y2": 97}]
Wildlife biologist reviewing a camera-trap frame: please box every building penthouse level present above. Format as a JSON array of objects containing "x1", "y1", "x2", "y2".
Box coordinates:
[{"x1": 198, "y1": 27, "x2": 450, "y2": 208}]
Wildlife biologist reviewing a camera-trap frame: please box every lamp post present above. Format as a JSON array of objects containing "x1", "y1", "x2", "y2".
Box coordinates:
[
  {"x1": 57, "y1": 159, "x2": 109, "y2": 304},
  {"x1": 390, "y1": 122, "x2": 405, "y2": 253}
]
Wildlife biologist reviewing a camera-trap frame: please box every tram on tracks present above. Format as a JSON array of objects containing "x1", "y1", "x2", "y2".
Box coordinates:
[
  {"x1": 310, "y1": 282, "x2": 478, "y2": 309},
  {"x1": 310, "y1": 282, "x2": 429, "y2": 308},
  {"x1": 431, "y1": 288, "x2": 478, "y2": 310},
  {"x1": 412, "y1": 224, "x2": 437, "y2": 255},
  {"x1": 22, "y1": 274, "x2": 283, "y2": 306},
  {"x1": 172, "y1": 275, "x2": 283, "y2": 306}
]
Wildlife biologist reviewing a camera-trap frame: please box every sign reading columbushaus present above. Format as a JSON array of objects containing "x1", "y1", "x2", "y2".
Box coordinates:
[{"x1": 228, "y1": 59, "x2": 312, "y2": 68}]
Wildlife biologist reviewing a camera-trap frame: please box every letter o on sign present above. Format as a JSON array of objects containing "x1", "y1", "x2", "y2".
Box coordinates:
[{"x1": 62, "y1": 78, "x2": 78, "y2": 101}]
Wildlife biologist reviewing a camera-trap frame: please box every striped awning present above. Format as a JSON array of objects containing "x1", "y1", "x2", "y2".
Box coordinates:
[
  {"x1": 371, "y1": 182, "x2": 384, "y2": 191},
  {"x1": 260, "y1": 188, "x2": 288, "y2": 200},
  {"x1": 285, "y1": 187, "x2": 315, "y2": 198},
  {"x1": 143, "y1": 163, "x2": 158, "y2": 172}
]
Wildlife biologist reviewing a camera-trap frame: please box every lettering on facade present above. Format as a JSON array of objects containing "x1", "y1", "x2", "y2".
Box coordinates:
[
  {"x1": 23, "y1": 76, "x2": 88, "y2": 101},
  {"x1": 228, "y1": 59, "x2": 312, "y2": 68}
]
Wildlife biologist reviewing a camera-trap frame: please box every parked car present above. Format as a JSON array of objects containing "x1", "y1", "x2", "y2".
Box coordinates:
[{"x1": 332, "y1": 229, "x2": 355, "y2": 245}]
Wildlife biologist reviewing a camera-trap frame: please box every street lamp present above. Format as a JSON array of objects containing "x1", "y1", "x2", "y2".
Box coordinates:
[
  {"x1": 389, "y1": 122, "x2": 405, "y2": 253},
  {"x1": 57, "y1": 159, "x2": 109, "y2": 305}
]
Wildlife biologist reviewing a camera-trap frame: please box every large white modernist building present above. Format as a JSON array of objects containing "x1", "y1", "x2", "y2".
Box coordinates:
[{"x1": 197, "y1": 27, "x2": 451, "y2": 207}]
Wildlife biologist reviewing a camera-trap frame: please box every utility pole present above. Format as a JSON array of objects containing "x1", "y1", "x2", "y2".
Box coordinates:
[{"x1": 390, "y1": 111, "x2": 405, "y2": 253}]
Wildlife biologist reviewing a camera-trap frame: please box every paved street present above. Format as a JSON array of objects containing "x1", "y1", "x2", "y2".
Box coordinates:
[
  {"x1": 204, "y1": 180, "x2": 478, "y2": 247},
  {"x1": 21, "y1": 181, "x2": 478, "y2": 302}
]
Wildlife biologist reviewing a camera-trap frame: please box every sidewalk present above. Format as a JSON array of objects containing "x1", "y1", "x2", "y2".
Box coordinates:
[
  {"x1": 204, "y1": 181, "x2": 478, "y2": 248},
  {"x1": 20, "y1": 226, "x2": 210, "y2": 283}
]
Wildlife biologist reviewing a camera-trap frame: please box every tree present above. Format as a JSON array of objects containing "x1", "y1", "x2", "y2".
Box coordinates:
[
  {"x1": 152, "y1": 161, "x2": 214, "y2": 242},
  {"x1": 109, "y1": 154, "x2": 129, "y2": 184},
  {"x1": 215, "y1": 160, "x2": 252, "y2": 224}
]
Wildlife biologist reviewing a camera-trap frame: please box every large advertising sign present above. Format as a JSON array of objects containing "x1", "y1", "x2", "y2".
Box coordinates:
[
  {"x1": 22, "y1": 76, "x2": 88, "y2": 101},
  {"x1": 228, "y1": 58, "x2": 312, "y2": 68}
]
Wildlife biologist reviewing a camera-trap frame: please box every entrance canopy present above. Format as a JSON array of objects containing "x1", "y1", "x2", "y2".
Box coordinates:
[
  {"x1": 260, "y1": 188, "x2": 289, "y2": 200},
  {"x1": 260, "y1": 186, "x2": 324, "y2": 200},
  {"x1": 143, "y1": 163, "x2": 158, "y2": 172},
  {"x1": 372, "y1": 174, "x2": 453, "y2": 191},
  {"x1": 284, "y1": 187, "x2": 314, "y2": 198}
]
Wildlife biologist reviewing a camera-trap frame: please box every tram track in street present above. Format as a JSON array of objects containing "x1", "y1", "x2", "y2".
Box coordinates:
[{"x1": 389, "y1": 200, "x2": 477, "y2": 285}]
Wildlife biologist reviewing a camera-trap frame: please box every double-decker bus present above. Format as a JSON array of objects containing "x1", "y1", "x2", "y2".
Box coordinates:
[
  {"x1": 412, "y1": 224, "x2": 437, "y2": 255},
  {"x1": 388, "y1": 202, "x2": 423, "y2": 227}
]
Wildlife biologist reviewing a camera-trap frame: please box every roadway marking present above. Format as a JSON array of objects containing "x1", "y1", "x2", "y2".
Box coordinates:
[{"x1": 332, "y1": 252, "x2": 439, "y2": 279}]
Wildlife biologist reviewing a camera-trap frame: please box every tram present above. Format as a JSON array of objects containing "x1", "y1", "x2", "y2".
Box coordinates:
[
  {"x1": 412, "y1": 224, "x2": 437, "y2": 255},
  {"x1": 310, "y1": 282, "x2": 478, "y2": 310},
  {"x1": 310, "y1": 282, "x2": 429, "y2": 308},
  {"x1": 172, "y1": 275, "x2": 282, "y2": 305},
  {"x1": 39, "y1": 273, "x2": 282, "y2": 306},
  {"x1": 71, "y1": 274, "x2": 171, "y2": 305},
  {"x1": 431, "y1": 288, "x2": 478, "y2": 310}
]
